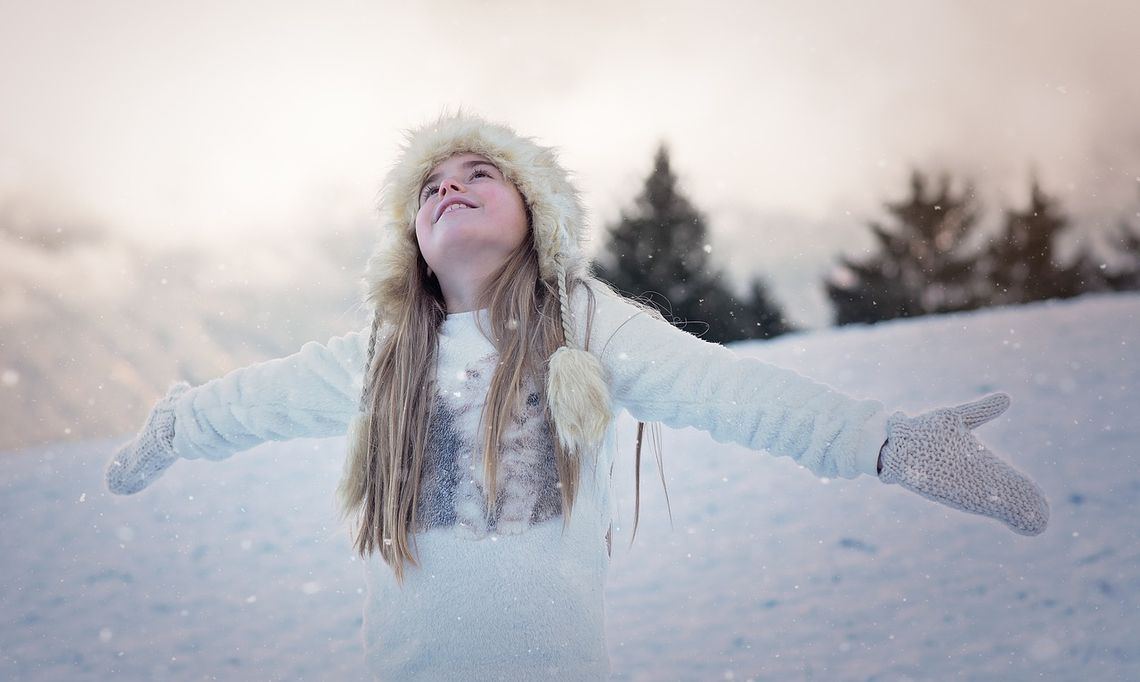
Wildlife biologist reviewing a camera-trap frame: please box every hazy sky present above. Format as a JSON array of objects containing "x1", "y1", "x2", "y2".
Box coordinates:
[{"x1": 2, "y1": 0, "x2": 1139, "y2": 324}]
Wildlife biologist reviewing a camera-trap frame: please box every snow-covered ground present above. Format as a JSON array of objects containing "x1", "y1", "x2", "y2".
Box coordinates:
[{"x1": 2, "y1": 293, "x2": 1137, "y2": 681}]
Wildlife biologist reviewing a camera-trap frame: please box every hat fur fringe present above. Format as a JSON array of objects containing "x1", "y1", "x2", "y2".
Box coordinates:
[
  {"x1": 547, "y1": 346, "x2": 611, "y2": 453},
  {"x1": 366, "y1": 113, "x2": 588, "y2": 323}
]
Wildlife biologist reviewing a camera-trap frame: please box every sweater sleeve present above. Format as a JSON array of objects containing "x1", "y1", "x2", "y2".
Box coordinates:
[
  {"x1": 581, "y1": 287, "x2": 888, "y2": 479},
  {"x1": 169, "y1": 328, "x2": 371, "y2": 461}
]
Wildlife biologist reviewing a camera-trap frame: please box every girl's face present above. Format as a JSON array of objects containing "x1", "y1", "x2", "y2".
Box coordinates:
[{"x1": 414, "y1": 153, "x2": 529, "y2": 279}]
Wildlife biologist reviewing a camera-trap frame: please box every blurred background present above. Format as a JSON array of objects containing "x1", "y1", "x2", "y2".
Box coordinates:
[{"x1": 3, "y1": 0, "x2": 1139, "y2": 450}]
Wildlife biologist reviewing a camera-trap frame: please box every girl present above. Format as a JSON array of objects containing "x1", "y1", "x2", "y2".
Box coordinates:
[{"x1": 105, "y1": 114, "x2": 1049, "y2": 680}]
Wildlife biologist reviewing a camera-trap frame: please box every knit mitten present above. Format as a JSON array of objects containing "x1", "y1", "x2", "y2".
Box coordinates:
[
  {"x1": 878, "y1": 393, "x2": 1049, "y2": 536},
  {"x1": 105, "y1": 382, "x2": 191, "y2": 495}
]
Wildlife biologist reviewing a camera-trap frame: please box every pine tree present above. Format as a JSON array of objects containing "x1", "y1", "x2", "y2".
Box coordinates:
[
  {"x1": 593, "y1": 145, "x2": 791, "y2": 342},
  {"x1": 985, "y1": 179, "x2": 1097, "y2": 304},
  {"x1": 825, "y1": 170, "x2": 987, "y2": 325},
  {"x1": 742, "y1": 277, "x2": 793, "y2": 339},
  {"x1": 1104, "y1": 212, "x2": 1140, "y2": 291}
]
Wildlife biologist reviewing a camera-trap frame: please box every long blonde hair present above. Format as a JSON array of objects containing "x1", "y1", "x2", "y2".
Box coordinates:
[{"x1": 336, "y1": 225, "x2": 595, "y2": 582}]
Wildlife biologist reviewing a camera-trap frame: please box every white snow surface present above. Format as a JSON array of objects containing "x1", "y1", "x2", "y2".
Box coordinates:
[{"x1": 2, "y1": 292, "x2": 1137, "y2": 681}]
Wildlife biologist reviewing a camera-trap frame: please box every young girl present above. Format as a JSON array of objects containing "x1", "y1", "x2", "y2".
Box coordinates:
[{"x1": 105, "y1": 114, "x2": 1049, "y2": 680}]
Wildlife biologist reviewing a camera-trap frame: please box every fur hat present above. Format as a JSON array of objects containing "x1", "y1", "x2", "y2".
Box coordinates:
[{"x1": 351, "y1": 113, "x2": 611, "y2": 457}]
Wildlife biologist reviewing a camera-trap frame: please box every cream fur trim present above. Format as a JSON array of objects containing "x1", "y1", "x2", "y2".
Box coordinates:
[
  {"x1": 365, "y1": 113, "x2": 589, "y2": 322},
  {"x1": 547, "y1": 346, "x2": 611, "y2": 453}
]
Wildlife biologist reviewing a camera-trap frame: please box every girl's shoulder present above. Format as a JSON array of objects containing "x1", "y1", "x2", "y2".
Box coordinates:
[{"x1": 574, "y1": 278, "x2": 672, "y2": 356}]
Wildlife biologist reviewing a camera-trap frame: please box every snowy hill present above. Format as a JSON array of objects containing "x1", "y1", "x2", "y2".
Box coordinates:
[{"x1": 2, "y1": 292, "x2": 1137, "y2": 681}]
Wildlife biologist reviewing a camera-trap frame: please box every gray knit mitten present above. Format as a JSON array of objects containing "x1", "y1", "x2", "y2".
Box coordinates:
[
  {"x1": 105, "y1": 382, "x2": 191, "y2": 495},
  {"x1": 878, "y1": 393, "x2": 1049, "y2": 536}
]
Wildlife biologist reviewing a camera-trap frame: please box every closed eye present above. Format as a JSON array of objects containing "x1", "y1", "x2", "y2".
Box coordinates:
[{"x1": 419, "y1": 162, "x2": 500, "y2": 204}]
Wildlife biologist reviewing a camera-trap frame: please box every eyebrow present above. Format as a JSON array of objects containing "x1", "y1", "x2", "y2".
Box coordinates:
[{"x1": 421, "y1": 159, "x2": 498, "y2": 191}]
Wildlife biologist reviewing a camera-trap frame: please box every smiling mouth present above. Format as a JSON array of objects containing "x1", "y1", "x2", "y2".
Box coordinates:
[{"x1": 435, "y1": 202, "x2": 476, "y2": 222}]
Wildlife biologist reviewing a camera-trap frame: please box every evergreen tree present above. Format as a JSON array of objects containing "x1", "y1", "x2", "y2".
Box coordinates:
[
  {"x1": 742, "y1": 277, "x2": 793, "y2": 338},
  {"x1": 593, "y1": 145, "x2": 791, "y2": 342},
  {"x1": 1104, "y1": 212, "x2": 1140, "y2": 291},
  {"x1": 825, "y1": 170, "x2": 987, "y2": 325},
  {"x1": 985, "y1": 179, "x2": 1097, "y2": 304}
]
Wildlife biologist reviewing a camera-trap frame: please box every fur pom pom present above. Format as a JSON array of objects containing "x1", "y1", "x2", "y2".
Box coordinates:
[
  {"x1": 547, "y1": 346, "x2": 611, "y2": 454},
  {"x1": 337, "y1": 412, "x2": 373, "y2": 518}
]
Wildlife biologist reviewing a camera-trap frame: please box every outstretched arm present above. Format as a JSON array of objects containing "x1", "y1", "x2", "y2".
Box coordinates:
[
  {"x1": 106, "y1": 328, "x2": 370, "y2": 495},
  {"x1": 581, "y1": 286, "x2": 1049, "y2": 535},
  {"x1": 583, "y1": 287, "x2": 887, "y2": 480},
  {"x1": 170, "y1": 330, "x2": 369, "y2": 459}
]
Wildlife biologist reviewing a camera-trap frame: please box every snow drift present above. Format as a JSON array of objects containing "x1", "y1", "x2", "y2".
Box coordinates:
[{"x1": 2, "y1": 292, "x2": 1137, "y2": 681}]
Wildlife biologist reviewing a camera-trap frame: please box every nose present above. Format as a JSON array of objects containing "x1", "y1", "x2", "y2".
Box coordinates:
[{"x1": 438, "y1": 176, "x2": 465, "y2": 198}]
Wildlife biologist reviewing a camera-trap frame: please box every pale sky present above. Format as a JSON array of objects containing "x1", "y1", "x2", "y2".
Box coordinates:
[{"x1": 2, "y1": 0, "x2": 1139, "y2": 324}]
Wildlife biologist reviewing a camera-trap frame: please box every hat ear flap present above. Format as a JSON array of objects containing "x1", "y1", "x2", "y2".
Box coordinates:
[
  {"x1": 547, "y1": 345, "x2": 610, "y2": 454},
  {"x1": 547, "y1": 265, "x2": 610, "y2": 453}
]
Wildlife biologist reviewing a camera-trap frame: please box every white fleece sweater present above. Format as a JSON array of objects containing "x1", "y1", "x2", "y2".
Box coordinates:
[{"x1": 167, "y1": 286, "x2": 888, "y2": 681}]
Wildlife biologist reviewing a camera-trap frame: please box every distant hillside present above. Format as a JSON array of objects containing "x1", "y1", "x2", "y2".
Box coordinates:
[{"x1": 0, "y1": 210, "x2": 372, "y2": 450}]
